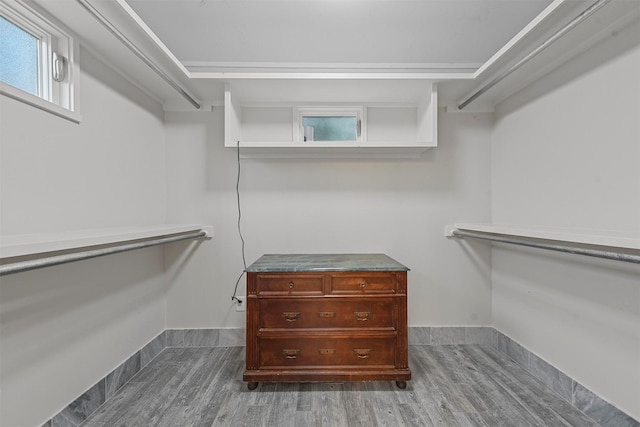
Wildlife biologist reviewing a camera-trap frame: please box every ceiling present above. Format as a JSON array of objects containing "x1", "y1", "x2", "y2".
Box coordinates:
[
  {"x1": 29, "y1": 0, "x2": 638, "y2": 109},
  {"x1": 125, "y1": 0, "x2": 555, "y2": 74}
]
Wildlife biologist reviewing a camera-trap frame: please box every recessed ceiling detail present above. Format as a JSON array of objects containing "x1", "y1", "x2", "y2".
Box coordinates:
[{"x1": 125, "y1": 0, "x2": 554, "y2": 73}]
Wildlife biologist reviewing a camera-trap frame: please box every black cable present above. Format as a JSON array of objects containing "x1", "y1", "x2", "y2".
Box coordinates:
[{"x1": 231, "y1": 140, "x2": 246, "y2": 303}]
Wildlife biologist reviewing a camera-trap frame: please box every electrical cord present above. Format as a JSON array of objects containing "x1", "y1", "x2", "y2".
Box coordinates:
[{"x1": 231, "y1": 140, "x2": 246, "y2": 303}]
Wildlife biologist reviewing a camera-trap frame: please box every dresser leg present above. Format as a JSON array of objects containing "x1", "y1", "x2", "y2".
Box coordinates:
[
  {"x1": 395, "y1": 381, "x2": 407, "y2": 389},
  {"x1": 247, "y1": 382, "x2": 259, "y2": 390}
]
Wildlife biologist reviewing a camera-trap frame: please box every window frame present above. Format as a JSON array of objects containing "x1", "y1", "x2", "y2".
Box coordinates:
[
  {"x1": 296, "y1": 106, "x2": 365, "y2": 143},
  {"x1": 0, "y1": 0, "x2": 80, "y2": 122}
]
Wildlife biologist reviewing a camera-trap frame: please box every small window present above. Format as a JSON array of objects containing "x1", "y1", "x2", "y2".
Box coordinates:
[
  {"x1": 0, "y1": 16, "x2": 40, "y2": 96},
  {"x1": 298, "y1": 107, "x2": 364, "y2": 143},
  {"x1": 0, "y1": 1, "x2": 79, "y2": 122}
]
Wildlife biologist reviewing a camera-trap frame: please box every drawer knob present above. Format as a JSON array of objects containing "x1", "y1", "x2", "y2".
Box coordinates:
[
  {"x1": 283, "y1": 312, "x2": 300, "y2": 321},
  {"x1": 354, "y1": 311, "x2": 371, "y2": 321},
  {"x1": 318, "y1": 311, "x2": 336, "y2": 318},
  {"x1": 282, "y1": 349, "x2": 300, "y2": 359},
  {"x1": 288, "y1": 282, "x2": 294, "y2": 289},
  {"x1": 318, "y1": 348, "x2": 336, "y2": 355},
  {"x1": 353, "y1": 348, "x2": 371, "y2": 358},
  {"x1": 359, "y1": 281, "x2": 367, "y2": 289}
]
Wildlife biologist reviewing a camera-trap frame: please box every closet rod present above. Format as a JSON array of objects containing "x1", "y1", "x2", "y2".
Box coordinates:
[
  {"x1": 0, "y1": 230, "x2": 207, "y2": 276},
  {"x1": 75, "y1": 0, "x2": 201, "y2": 110},
  {"x1": 452, "y1": 229, "x2": 640, "y2": 264},
  {"x1": 457, "y1": 0, "x2": 611, "y2": 110}
]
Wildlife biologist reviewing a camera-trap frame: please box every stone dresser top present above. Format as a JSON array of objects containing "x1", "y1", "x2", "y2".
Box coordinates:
[{"x1": 245, "y1": 253, "x2": 409, "y2": 273}]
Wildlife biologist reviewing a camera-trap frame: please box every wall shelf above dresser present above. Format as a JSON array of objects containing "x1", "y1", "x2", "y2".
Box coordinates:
[{"x1": 224, "y1": 80, "x2": 438, "y2": 159}]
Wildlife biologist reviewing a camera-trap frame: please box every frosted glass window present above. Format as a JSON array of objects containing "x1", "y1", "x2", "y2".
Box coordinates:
[
  {"x1": 0, "y1": 16, "x2": 39, "y2": 96},
  {"x1": 302, "y1": 116, "x2": 358, "y2": 141}
]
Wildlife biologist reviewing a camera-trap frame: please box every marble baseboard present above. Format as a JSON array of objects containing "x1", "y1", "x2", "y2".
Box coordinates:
[
  {"x1": 48, "y1": 379, "x2": 105, "y2": 427},
  {"x1": 166, "y1": 326, "x2": 492, "y2": 348},
  {"x1": 492, "y1": 329, "x2": 639, "y2": 427},
  {"x1": 165, "y1": 327, "x2": 245, "y2": 348},
  {"x1": 408, "y1": 326, "x2": 493, "y2": 346},
  {"x1": 163, "y1": 327, "x2": 491, "y2": 347},
  {"x1": 43, "y1": 327, "x2": 638, "y2": 427},
  {"x1": 44, "y1": 332, "x2": 166, "y2": 427}
]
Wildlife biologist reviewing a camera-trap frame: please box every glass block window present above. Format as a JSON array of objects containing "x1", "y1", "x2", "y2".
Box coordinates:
[
  {"x1": 298, "y1": 108, "x2": 363, "y2": 142},
  {"x1": 0, "y1": 16, "x2": 40, "y2": 96}
]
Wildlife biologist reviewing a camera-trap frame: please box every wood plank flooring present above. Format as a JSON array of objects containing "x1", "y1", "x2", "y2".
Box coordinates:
[{"x1": 80, "y1": 345, "x2": 598, "y2": 427}]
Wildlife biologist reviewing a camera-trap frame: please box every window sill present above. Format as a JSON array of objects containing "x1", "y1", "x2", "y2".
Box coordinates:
[{"x1": 1, "y1": 83, "x2": 82, "y2": 124}]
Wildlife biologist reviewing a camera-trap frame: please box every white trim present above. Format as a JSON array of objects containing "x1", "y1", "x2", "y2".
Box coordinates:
[
  {"x1": 472, "y1": 0, "x2": 568, "y2": 79},
  {"x1": 112, "y1": 0, "x2": 566, "y2": 84},
  {"x1": 189, "y1": 72, "x2": 474, "y2": 80},
  {"x1": 1, "y1": 82, "x2": 82, "y2": 123},
  {"x1": 114, "y1": 0, "x2": 191, "y2": 78},
  {"x1": 183, "y1": 61, "x2": 483, "y2": 73}
]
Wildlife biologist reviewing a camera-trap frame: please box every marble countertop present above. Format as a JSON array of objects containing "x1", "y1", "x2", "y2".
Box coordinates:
[{"x1": 245, "y1": 253, "x2": 409, "y2": 272}]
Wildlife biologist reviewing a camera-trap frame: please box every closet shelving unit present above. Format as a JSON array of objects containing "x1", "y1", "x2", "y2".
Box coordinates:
[
  {"x1": 446, "y1": 224, "x2": 640, "y2": 264},
  {"x1": 223, "y1": 80, "x2": 439, "y2": 159},
  {"x1": 0, "y1": 225, "x2": 212, "y2": 275}
]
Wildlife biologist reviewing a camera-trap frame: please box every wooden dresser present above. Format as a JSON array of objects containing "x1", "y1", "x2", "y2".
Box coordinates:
[{"x1": 244, "y1": 254, "x2": 410, "y2": 390}]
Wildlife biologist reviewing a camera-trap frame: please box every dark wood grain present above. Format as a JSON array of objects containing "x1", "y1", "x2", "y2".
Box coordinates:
[{"x1": 245, "y1": 269, "x2": 410, "y2": 386}]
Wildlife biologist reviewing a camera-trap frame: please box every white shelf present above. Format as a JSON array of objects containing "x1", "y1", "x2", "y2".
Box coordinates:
[
  {"x1": 224, "y1": 80, "x2": 438, "y2": 158},
  {"x1": 446, "y1": 223, "x2": 640, "y2": 250},
  {"x1": 0, "y1": 224, "x2": 212, "y2": 259},
  {"x1": 233, "y1": 144, "x2": 432, "y2": 159}
]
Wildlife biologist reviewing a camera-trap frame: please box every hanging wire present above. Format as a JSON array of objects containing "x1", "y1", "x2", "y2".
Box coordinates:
[{"x1": 231, "y1": 141, "x2": 247, "y2": 303}]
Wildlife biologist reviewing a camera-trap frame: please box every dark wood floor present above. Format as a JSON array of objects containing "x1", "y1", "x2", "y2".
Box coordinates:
[{"x1": 80, "y1": 345, "x2": 597, "y2": 427}]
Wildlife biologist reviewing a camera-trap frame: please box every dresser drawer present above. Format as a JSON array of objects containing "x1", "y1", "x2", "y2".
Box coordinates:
[
  {"x1": 255, "y1": 274, "x2": 324, "y2": 296},
  {"x1": 329, "y1": 273, "x2": 396, "y2": 294},
  {"x1": 259, "y1": 298, "x2": 395, "y2": 329},
  {"x1": 259, "y1": 336, "x2": 396, "y2": 368}
]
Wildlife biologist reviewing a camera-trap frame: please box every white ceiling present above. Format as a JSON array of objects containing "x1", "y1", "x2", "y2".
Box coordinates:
[
  {"x1": 32, "y1": 0, "x2": 637, "y2": 109},
  {"x1": 125, "y1": 0, "x2": 555, "y2": 73}
]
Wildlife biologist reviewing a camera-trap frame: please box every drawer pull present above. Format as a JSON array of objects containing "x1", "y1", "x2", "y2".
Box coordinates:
[
  {"x1": 282, "y1": 349, "x2": 300, "y2": 359},
  {"x1": 354, "y1": 311, "x2": 371, "y2": 321},
  {"x1": 288, "y1": 282, "x2": 294, "y2": 289},
  {"x1": 283, "y1": 312, "x2": 300, "y2": 321},
  {"x1": 318, "y1": 348, "x2": 336, "y2": 355},
  {"x1": 359, "y1": 281, "x2": 367, "y2": 289},
  {"x1": 318, "y1": 311, "x2": 336, "y2": 318},
  {"x1": 354, "y1": 348, "x2": 371, "y2": 358}
]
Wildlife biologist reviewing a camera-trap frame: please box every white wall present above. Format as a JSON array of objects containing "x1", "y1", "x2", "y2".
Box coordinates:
[
  {"x1": 8, "y1": 12, "x2": 637, "y2": 427},
  {"x1": 0, "y1": 48, "x2": 168, "y2": 427},
  {"x1": 491, "y1": 22, "x2": 640, "y2": 419},
  {"x1": 164, "y1": 109, "x2": 493, "y2": 329}
]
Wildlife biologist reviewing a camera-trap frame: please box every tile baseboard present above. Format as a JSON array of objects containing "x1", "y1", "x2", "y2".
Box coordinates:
[
  {"x1": 45, "y1": 332, "x2": 166, "y2": 427},
  {"x1": 491, "y1": 329, "x2": 639, "y2": 427},
  {"x1": 165, "y1": 327, "x2": 245, "y2": 348},
  {"x1": 43, "y1": 327, "x2": 638, "y2": 427},
  {"x1": 408, "y1": 326, "x2": 493, "y2": 345}
]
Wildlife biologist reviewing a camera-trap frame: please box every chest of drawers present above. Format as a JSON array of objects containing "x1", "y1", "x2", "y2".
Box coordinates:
[{"x1": 243, "y1": 254, "x2": 410, "y2": 390}]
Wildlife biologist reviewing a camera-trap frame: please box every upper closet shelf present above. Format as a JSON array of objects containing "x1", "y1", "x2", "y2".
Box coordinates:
[
  {"x1": 224, "y1": 80, "x2": 438, "y2": 159},
  {"x1": 0, "y1": 224, "x2": 212, "y2": 259}
]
